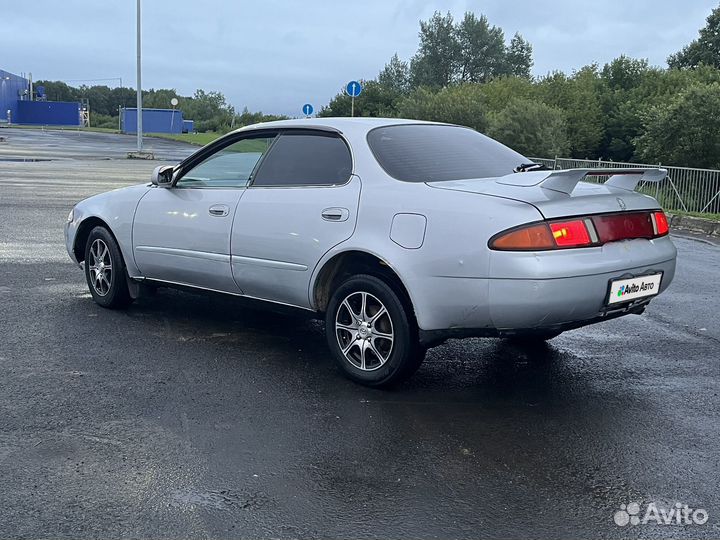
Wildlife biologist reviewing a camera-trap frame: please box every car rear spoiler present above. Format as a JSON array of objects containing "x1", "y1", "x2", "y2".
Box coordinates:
[
  {"x1": 498, "y1": 167, "x2": 668, "y2": 195},
  {"x1": 540, "y1": 168, "x2": 668, "y2": 195}
]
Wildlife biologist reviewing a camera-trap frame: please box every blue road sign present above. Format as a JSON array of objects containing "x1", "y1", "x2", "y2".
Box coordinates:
[
  {"x1": 302, "y1": 103, "x2": 314, "y2": 116},
  {"x1": 346, "y1": 81, "x2": 363, "y2": 98}
]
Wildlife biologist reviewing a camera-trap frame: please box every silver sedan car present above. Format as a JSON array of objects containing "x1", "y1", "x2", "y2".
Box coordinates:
[{"x1": 65, "y1": 118, "x2": 676, "y2": 386}]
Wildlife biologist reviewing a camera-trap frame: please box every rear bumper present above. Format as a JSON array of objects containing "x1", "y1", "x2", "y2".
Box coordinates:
[
  {"x1": 485, "y1": 256, "x2": 675, "y2": 330},
  {"x1": 419, "y1": 299, "x2": 650, "y2": 347},
  {"x1": 410, "y1": 236, "x2": 677, "y2": 340}
]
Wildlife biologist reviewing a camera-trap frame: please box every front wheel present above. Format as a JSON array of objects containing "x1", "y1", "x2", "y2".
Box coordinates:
[
  {"x1": 84, "y1": 226, "x2": 133, "y2": 309},
  {"x1": 326, "y1": 274, "x2": 425, "y2": 387}
]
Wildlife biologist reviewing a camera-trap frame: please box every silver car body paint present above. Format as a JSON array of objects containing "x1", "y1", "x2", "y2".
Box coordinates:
[{"x1": 65, "y1": 118, "x2": 676, "y2": 335}]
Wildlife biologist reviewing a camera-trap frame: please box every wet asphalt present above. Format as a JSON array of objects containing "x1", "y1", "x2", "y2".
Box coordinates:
[{"x1": 0, "y1": 127, "x2": 719, "y2": 539}]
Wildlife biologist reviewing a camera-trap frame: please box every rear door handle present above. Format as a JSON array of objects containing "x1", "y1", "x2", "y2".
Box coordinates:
[
  {"x1": 209, "y1": 204, "x2": 230, "y2": 217},
  {"x1": 321, "y1": 207, "x2": 350, "y2": 222}
]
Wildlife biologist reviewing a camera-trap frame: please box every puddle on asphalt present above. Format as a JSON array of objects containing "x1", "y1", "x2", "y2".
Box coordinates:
[{"x1": 169, "y1": 489, "x2": 267, "y2": 511}]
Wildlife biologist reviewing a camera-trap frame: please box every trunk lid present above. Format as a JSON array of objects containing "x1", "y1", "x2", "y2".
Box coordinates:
[{"x1": 426, "y1": 168, "x2": 667, "y2": 219}]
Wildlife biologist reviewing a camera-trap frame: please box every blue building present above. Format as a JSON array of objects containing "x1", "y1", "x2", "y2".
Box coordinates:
[
  {"x1": 121, "y1": 108, "x2": 185, "y2": 134},
  {"x1": 0, "y1": 69, "x2": 29, "y2": 123},
  {"x1": 1, "y1": 68, "x2": 81, "y2": 126},
  {"x1": 17, "y1": 100, "x2": 81, "y2": 125}
]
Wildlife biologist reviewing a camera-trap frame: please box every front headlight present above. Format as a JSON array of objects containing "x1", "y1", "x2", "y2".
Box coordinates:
[{"x1": 67, "y1": 208, "x2": 74, "y2": 223}]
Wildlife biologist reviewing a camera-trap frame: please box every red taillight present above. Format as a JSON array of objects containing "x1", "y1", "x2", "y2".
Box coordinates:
[
  {"x1": 490, "y1": 210, "x2": 669, "y2": 251},
  {"x1": 592, "y1": 212, "x2": 655, "y2": 243},
  {"x1": 654, "y1": 211, "x2": 669, "y2": 236},
  {"x1": 549, "y1": 220, "x2": 592, "y2": 247}
]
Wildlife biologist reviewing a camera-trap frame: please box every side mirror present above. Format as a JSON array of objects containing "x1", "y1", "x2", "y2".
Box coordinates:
[{"x1": 151, "y1": 165, "x2": 175, "y2": 187}]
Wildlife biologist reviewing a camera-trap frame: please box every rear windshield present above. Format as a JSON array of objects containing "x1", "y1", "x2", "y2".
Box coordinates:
[{"x1": 367, "y1": 124, "x2": 528, "y2": 182}]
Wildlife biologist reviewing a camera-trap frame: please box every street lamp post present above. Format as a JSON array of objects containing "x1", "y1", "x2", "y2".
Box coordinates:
[{"x1": 136, "y1": 0, "x2": 143, "y2": 152}]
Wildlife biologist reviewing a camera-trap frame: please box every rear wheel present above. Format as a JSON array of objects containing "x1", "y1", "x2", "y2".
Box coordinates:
[
  {"x1": 84, "y1": 226, "x2": 133, "y2": 309},
  {"x1": 326, "y1": 274, "x2": 425, "y2": 387}
]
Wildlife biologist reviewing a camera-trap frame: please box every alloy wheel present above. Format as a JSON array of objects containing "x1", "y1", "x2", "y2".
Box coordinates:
[
  {"x1": 335, "y1": 291, "x2": 394, "y2": 371},
  {"x1": 88, "y1": 238, "x2": 112, "y2": 296}
]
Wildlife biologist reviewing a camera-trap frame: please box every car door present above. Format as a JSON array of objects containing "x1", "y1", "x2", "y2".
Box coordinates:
[
  {"x1": 132, "y1": 133, "x2": 276, "y2": 292},
  {"x1": 231, "y1": 130, "x2": 360, "y2": 308}
]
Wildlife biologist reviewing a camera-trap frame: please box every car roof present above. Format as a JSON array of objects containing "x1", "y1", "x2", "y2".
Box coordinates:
[{"x1": 232, "y1": 117, "x2": 453, "y2": 137}]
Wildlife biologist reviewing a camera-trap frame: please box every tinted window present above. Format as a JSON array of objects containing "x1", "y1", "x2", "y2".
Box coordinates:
[
  {"x1": 177, "y1": 136, "x2": 275, "y2": 188},
  {"x1": 367, "y1": 124, "x2": 528, "y2": 182},
  {"x1": 252, "y1": 132, "x2": 352, "y2": 187}
]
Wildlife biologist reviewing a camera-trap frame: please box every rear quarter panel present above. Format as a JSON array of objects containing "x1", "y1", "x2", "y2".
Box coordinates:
[{"x1": 309, "y1": 161, "x2": 544, "y2": 330}]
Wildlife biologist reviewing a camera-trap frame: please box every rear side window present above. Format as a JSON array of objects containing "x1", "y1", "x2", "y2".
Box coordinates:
[
  {"x1": 252, "y1": 132, "x2": 352, "y2": 187},
  {"x1": 367, "y1": 124, "x2": 528, "y2": 182}
]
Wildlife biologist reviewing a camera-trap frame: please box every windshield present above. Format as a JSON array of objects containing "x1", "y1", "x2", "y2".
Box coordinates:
[{"x1": 367, "y1": 124, "x2": 529, "y2": 182}]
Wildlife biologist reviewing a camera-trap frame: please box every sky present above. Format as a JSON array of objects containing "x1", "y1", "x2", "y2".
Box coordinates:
[{"x1": 2, "y1": 1, "x2": 717, "y2": 116}]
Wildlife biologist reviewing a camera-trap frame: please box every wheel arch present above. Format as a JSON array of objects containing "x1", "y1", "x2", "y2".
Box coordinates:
[
  {"x1": 73, "y1": 216, "x2": 120, "y2": 263},
  {"x1": 311, "y1": 249, "x2": 416, "y2": 319}
]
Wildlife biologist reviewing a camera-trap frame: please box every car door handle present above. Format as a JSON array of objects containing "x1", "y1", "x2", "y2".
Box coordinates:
[
  {"x1": 209, "y1": 204, "x2": 230, "y2": 217},
  {"x1": 321, "y1": 207, "x2": 350, "y2": 222}
]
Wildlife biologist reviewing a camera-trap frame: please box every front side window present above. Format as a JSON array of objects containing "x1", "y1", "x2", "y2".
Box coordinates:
[
  {"x1": 177, "y1": 136, "x2": 275, "y2": 188},
  {"x1": 367, "y1": 124, "x2": 529, "y2": 182},
  {"x1": 252, "y1": 132, "x2": 352, "y2": 187}
]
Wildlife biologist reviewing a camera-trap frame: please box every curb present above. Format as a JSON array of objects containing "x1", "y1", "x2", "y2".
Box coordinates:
[{"x1": 667, "y1": 213, "x2": 720, "y2": 238}]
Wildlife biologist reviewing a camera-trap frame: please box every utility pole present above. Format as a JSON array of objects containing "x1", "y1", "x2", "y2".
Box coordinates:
[{"x1": 136, "y1": 0, "x2": 143, "y2": 152}]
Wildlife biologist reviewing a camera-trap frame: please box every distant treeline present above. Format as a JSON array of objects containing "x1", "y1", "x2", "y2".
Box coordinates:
[
  {"x1": 34, "y1": 82, "x2": 287, "y2": 133},
  {"x1": 36, "y1": 6, "x2": 720, "y2": 167},
  {"x1": 319, "y1": 8, "x2": 720, "y2": 168}
]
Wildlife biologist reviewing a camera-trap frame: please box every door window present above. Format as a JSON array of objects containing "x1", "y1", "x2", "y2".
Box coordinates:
[
  {"x1": 176, "y1": 136, "x2": 275, "y2": 188},
  {"x1": 251, "y1": 132, "x2": 352, "y2": 187}
]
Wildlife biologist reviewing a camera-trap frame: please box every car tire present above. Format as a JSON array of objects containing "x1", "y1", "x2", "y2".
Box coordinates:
[
  {"x1": 84, "y1": 226, "x2": 133, "y2": 309},
  {"x1": 326, "y1": 274, "x2": 425, "y2": 387}
]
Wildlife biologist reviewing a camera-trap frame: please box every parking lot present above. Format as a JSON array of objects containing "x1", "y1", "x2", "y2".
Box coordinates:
[{"x1": 1, "y1": 127, "x2": 719, "y2": 539}]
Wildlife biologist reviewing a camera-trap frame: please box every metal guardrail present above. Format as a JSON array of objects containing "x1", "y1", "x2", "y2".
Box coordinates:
[{"x1": 530, "y1": 157, "x2": 720, "y2": 215}]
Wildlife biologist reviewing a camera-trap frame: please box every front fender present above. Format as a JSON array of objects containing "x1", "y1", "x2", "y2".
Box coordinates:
[{"x1": 65, "y1": 184, "x2": 151, "y2": 277}]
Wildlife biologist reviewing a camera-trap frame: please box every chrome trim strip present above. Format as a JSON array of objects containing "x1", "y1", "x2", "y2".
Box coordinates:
[
  {"x1": 135, "y1": 245, "x2": 230, "y2": 263},
  {"x1": 231, "y1": 255, "x2": 308, "y2": 271}
]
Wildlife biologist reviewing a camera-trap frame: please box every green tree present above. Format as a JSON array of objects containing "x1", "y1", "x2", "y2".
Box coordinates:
[
  {"x1": 319, "y1": 80, "x2": 401, "y2": 117},
  {"x1": 537, "y1": 66, "x2": 605, "y2": 158},
  {"x1": 409, "y1": 11, "x2": 459, "y2": 88},
  {"x1": 397, "y1": 84, "x2": 487, "y2": 131},
  {"x1": 233, "y1": 107, "x2": 289, "y2": 127},
  {"x1": 109, "y1": 86, "x2": 137, "y2": 112},
  {"x1": 378, "y1": 53, "x2": 411, "y2": 95},
  {"x1": 505, "y1": 33, "x2": 533, "y2": 78},
  {"x1": 480, "y1": 75, "x2": 536, "y2": 112},
  {"x1": 143, "y1": 88, "x2": 181, "y2": 110},
  {"x1": 598, "y1": 56, "x2": 652, "y2": 161},
  {"x1": 635, "y1": 83, "x2": 720, "y2": 168},
  {"x1": 668, "y1": 5, "x2": 720, "y2": 69},
  {"x1": 601, "y1": 55, "x2": 650, "y2": 91},
  {"x1": 456, "y1": 13, "x2": 506, "y2": 83},
  {"x1": 90, "y1": 113, "x2": 118, "y2": 129},
  {"x1": 487, "y1": 98, "x2": 569, "y2": 156},
  {"x1": 180, "y1": 89, "x2": 235, "y2": 132},
  {"x1": 34, "y1": 80, "x2": 80, "y2": 102}
]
